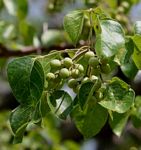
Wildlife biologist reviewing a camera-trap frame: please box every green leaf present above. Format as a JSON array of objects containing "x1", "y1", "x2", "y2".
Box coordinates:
[
  {"x1": 131, "y1": 96, "x2": 141, "y2": 128},
  {"x1": 99, "y1": 77, "x2": 135, "y2": 113},
  {"x1": 109, "y1": 112, "x2": 129, "y2": 137},
  {"x1": 134, "y1": 21, "x2": 141, "y2": 35},
  {"x1": 59, "y1": 103, "x2": 73, "y2": 120},
  {"x1": 93, "y1": 7, "x2": 110, "y2": 20},
  {"x1": 115, "y1": 38, "x2": 134, "y2": 65},
  {"x1": 132, "y1": 22, "x2": 141, "y2": 69},
  {"x1": 32, "y1": 102, "x2": 41, "y2": 124},
  {"x1": 13, "y1": 123, "x2": 28, "y2": 144},
  {"x1": 132, "y1": 35, "x2": 141, "y2": 51},
  {"x1": 95, "y1": 20, "x2": 125, "y2": 58},
  {"x1": 113, "y1": 47, "x2": 127, "y2": 65},
  {"x1": 123, "y1": 38, "x2": 134, "y2": 63},
  {"x1": 132, "y1": 47, "x2": 141, "y2": 69},
  {"x1": 79, "y1": 82, "x2": 94, "y2": 109},
  {"x1": 64, "y1": 10, "x2": 84, "y2": 45},
  {"x1": 92, "y1": 14, "x2": 102, "y2": 35},
  {"x1": 50, "y1": 90, "x2": 64, "y2": 107},
  {"x1": 120, "y1": 38, "x2": 138, "y2": 78},
  {"x1": 4, "y1": 0, "x2": 28, "y2": 19},
  {"x1": 7, "y1": 56, "x2": 44, "y2": 105},
  {"x1": 71, "y1": 104, "x2": 108, "y2": 138},
  {"x1": 49, "y1": 90, "x2": 72, "y2": 119},
  {"x1": 121, "y1": 59, "x2": 138, "y2": 79},
  {"x1": 79, "y1": 81, "x2": 101, "y2": 109},
  {"x1": 10, "y1": 105, "x2": 32, "y2": 143},
  {"x1": 40, "y1": 92, "x2": 51, "y2": 118},
  {"x1": 31, "y1": 92, "x2": 51, "y2": 126}
]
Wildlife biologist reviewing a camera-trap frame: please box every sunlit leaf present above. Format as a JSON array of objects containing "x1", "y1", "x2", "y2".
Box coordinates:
[
  {"x1": 109, "y1": 112, "x2": 129, "y2": 137},
  {"x1": 134, "y1": 21, "x2": 141, "y2": 35},
  {"x1": 64, "y1": 10, "x2": 84, "y2": 45},
  {"x1": 131, "y1": 96, "x2": 141, "y2": 128},
  {"x1": 95, "y1": 20, "x2": 125, "y2": 58},
  {"x1": 132, "y1": 47, "x2": 141, "y2": 69},
  {"x1": 99, "y1": 77, "x2": 135, "y2": 113}
]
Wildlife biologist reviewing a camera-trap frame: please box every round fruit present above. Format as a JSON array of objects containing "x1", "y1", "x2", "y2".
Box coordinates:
[
  {"x1": 71, "y1": 69, "x2": 80, "y2": 78},
  {"x1": 101, "y1": 63, "x2": 111, "y2": 74},
  {"x1": 59, "y1": 68, "x2": 70, "y2": 78},
  {"x1": 84, "y1": 51, "x2": 95, "y2": 59},
  {"x1": 46, "y1": 72, "x2": 56, "y2": 80},
  {"x1": 50, "y1": 59, "x2": 61, "y2": 68},
  {"x1": 91, "y1": 66, "x2": 101, "y2": 76},
  {"x1": 82, "y1": 77, "x2": 91, "y2": 84},
  {"x1": 73, "y1": 85, "x2": 80, "y2": 93},
  {"x1": 89, "y1": 57, "x2": 99, "y2": 67},
  {"x1": 68, "y1": 79, "x2": 78, "y2": 88},
  {"x1": 62, "y1": 57, "x2": 73, "y2": 68},
  {"x1": 75, "y1": 64, "x2": 84, "y2": 73}
]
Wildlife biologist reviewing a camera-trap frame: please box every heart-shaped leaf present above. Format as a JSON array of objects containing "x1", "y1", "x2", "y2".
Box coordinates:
[
  {"x1": 99, "y1": 77, "x2": 135, "y2": 113},
  {"x1": 71, "y1": 104, "x2": 108, "y2": 138},
  {"x1": 7, "y1": 56, "x2": 44, "y2": 105},
  {"x1": 64, "y1": 10, "x2": 84, "y2": 45},
  {"x1": 95, "y1": 20, "x2": 125, "y2": 58}
]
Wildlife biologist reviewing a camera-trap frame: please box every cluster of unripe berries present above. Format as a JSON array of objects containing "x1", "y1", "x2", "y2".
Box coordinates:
[
  {"x1": 46, "y1": 57, "x2": 85, "y2": 92},
  {"x1": 46, "y1": 51, "x2": 111, "y2": 95},
  {"x1": 46, "y1": 57, "x2": 84, "y2": 80},
  {"x1": 85, "y1": 51, "x2": 111, "y2": 75}
]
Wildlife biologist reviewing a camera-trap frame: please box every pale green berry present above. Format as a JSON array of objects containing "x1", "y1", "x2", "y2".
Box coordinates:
[
  {"x1": 62, "y1": 57, "x2": 73, "y2": 68},
  {"x1": 68, "y1": 79, "x2": 78, "y2": 88},
  {"x1": 50, "y1": 59, "x2": 61, "y2": 68},
  {"x1": 91, "y1": 65, "x2": 101, "y2": 76},
  {"x1": 59, "y1": 68, "x2": 70, "y2": 78},
  {"x1": 84, "y1": 51, "x2": 95, "y2": 59},
  {"x1": 82, "y1": 77, "x2": 91, "y2": 84},
  {"x1": 89, "y1": 57, "x2": 99, "y2": 67},
  {"x1": 101, "y1": 63, "x2": 111, "y2": 74},
  {"x1": 75, "y1": 64, "x2": 84, "y2": 73},
  {"x1": 73, "y1": 85, "x2": 80, "y2": 93},
  {"x1": 71, "y1": 69, "x2": 80, "y2": 78},
  {"x1": 46, "y1": 72, "x2": 56, "y2": 80}
]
